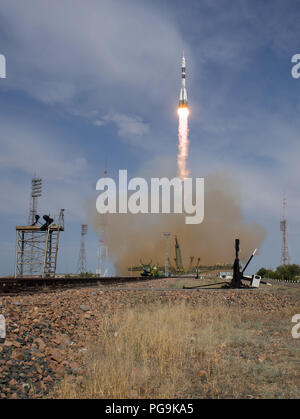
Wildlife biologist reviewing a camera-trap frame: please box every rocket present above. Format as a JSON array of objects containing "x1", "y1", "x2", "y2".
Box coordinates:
[{"x1": 179, "y1": 53, "x2": 188, "y2": 108}]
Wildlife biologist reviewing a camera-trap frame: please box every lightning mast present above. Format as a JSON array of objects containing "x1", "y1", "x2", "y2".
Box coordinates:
[
  {"x1": 27, "y1": 176, "x2": 42, "y2": 275},
  {"x1": 77, "y1": 224, "x2": 88, "y2": 274},
  {"x1": 280, "y1": 197, "x2": 290, "y2": 265},
  {"x1": 28, "y1": 177, "x2": 42, "y2": 225}
]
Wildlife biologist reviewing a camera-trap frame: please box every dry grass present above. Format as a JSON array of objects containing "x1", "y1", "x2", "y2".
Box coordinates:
[{"x1": 55, "y1": 300, "x2": 300, "y2": 399}]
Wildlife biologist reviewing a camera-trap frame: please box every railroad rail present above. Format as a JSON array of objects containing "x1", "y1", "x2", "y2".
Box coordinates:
[
  {"x1": 1, "y1": 275, "x2": 299, "y2": 296},
  {"x1": 0, "y1": 276, "x2": 157, "y2": 295},
  {"x1": 262, "y1": 277, "x2": 300, "y2": 288}
]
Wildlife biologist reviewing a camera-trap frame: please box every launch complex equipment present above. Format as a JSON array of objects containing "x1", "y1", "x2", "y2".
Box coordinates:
[
  {"x1": 173, "y1": 237, "x2": 201, "y2": 275},
  {"x1": 14, "y1": 209, "x2": 65, "y2": 279},
  {"x1": 184, "y1": 239, "x2": 266, "y2": 290},
  {"x1": 128, "y1": 236, "x2": 201, "y2": 277},
  {"x1": 174, "y1": 236, "x2": 184, "y2": 274},
  {"x1": 129, "y1": 260, "x2": 160, "y2": 277},
  {"x1": 163, "y1": 232, "x2": 171, "y2": 277},
  {"x1": 230, "y1": 239, "x2": 262, "y2": 288}
]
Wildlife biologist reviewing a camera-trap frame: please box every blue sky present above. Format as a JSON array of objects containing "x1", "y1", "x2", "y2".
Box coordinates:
[{"x1": 0, "y1": 0, "x2": 300, "y2": 274}]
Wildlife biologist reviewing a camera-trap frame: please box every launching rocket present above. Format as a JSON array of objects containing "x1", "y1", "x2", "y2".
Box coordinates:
[
  {"x1": 179, "y1": 53, "x2": 188, "y2": 108},
  {"x1": 177, "y1": 52, "x2": 190, "y2": 180}
]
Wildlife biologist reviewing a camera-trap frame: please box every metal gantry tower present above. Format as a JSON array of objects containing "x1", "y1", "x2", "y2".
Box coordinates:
[
  {"x1": 28, "y1": 177, "x2": 42, "y2": 225},
  {"x1": 15, "y1": 209, "x2": 65, "y2": 278},
  {"x1": 77, "y1": 224, "x2": 88, "y2": 274},
  {"x1": 280, "y1": 197, "x2": 290, "y2": 265},
  {"x1": 163, "y1": 232, "x2": 171, "y2": 277}
]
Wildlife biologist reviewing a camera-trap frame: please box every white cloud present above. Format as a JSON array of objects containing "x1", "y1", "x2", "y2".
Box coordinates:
[
  {"x1": 94, "y1": 112, "x2": 149, "y2": 145},
  {"x1": 0, "y1": 0, "x2": 189, "y2": 111}
]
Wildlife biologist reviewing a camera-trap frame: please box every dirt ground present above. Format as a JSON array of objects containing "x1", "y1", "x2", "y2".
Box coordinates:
[{"x1": 0, "y1": 276, "x2": 299, "y2": 398}]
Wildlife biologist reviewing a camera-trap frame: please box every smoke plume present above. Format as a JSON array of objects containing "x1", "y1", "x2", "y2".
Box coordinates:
[{"x1": 88, "y1": 160, "x2": 266, "y2": 275}]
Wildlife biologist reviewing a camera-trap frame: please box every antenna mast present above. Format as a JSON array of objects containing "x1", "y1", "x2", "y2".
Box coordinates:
[
  {"x1": 280, "y1": 197, "x2": 290, "y2": 265},
  {"x1": 77, "y1": 224, "x2": 88, "y2": 274}
]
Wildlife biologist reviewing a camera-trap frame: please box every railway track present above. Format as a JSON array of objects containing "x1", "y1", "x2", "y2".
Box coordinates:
[
  {"x1": 1, "y1": 275, "x2": 299, "y2": 296},
  {"x1": 262, "y1": 278, "x2": 300, "y2": 288},
  {"x1": 0, "y1": 276, "x2": 157, "y2": 295}
]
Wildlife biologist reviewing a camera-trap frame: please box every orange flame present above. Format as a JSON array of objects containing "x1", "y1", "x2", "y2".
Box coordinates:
[{"x1": 177, "y1": 106, "x2": 190, "y2": 180}]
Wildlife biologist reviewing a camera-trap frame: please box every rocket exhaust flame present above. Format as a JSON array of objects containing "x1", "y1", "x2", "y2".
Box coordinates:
[
  {"x1": 177, "y1": 53, "x2": 189, "y2": 180},
  {"x1": 177, "y1": 107, "x2": 190, "y2": 180}
]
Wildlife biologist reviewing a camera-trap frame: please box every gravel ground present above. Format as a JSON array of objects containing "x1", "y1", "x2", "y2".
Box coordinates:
[{"x1": 0, "y1": 279, "x2": 298, "y2": 399}]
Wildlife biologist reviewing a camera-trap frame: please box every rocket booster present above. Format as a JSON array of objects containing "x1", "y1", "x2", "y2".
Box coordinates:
[{"x1": 179, "y1": 53, "x2": 188, "y2": 108}]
